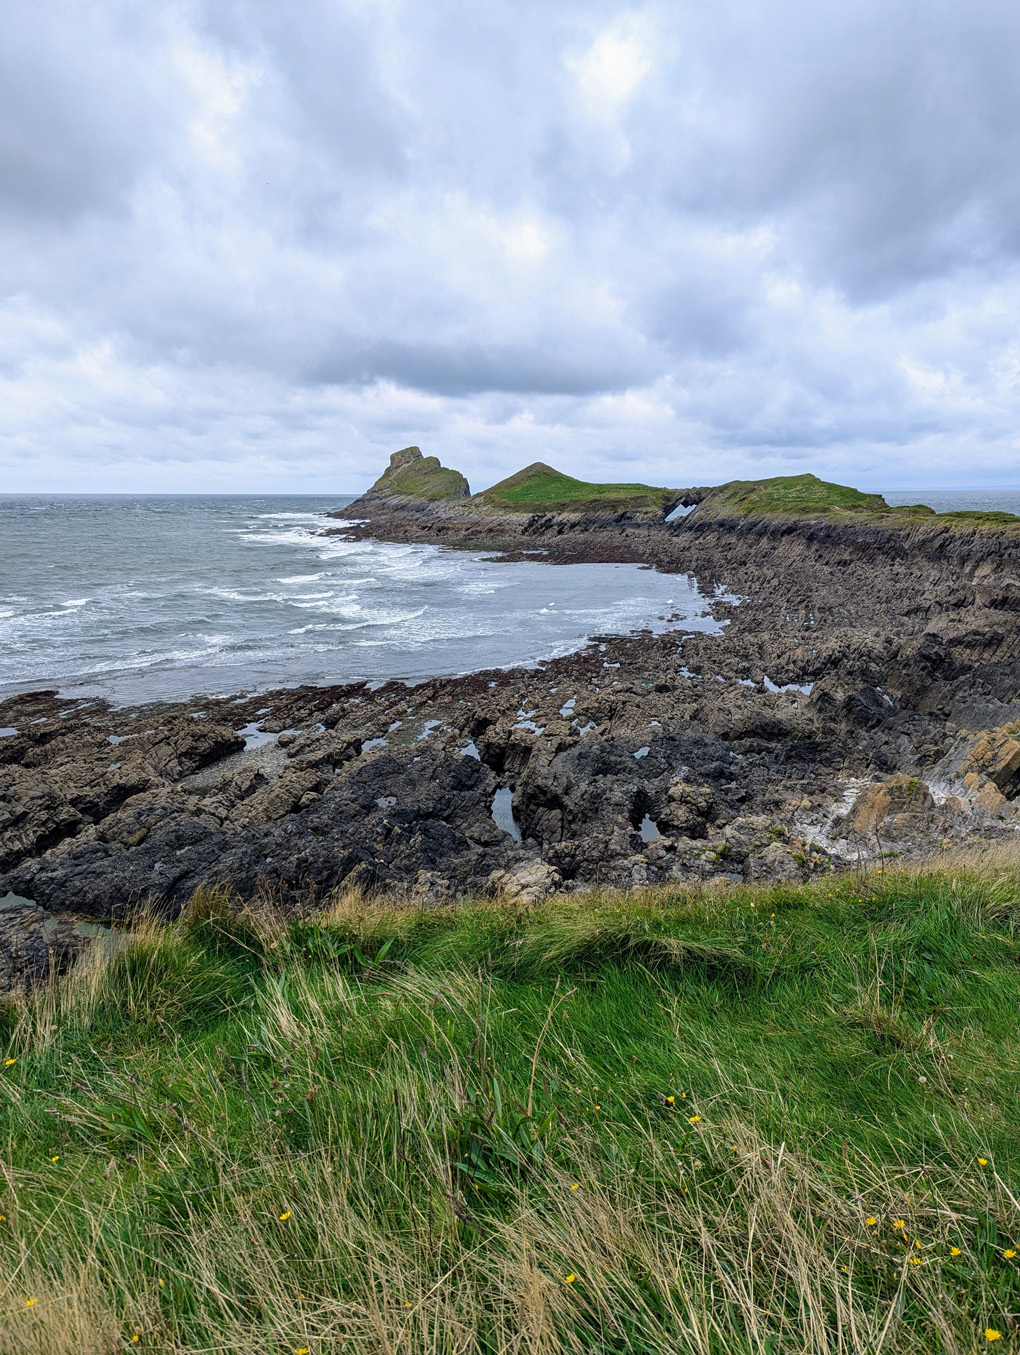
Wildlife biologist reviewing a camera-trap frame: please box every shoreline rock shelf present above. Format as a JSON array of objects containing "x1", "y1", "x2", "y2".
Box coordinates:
[{"x1": 2, "y1": 451, "x2": 1019, "y2": 987}]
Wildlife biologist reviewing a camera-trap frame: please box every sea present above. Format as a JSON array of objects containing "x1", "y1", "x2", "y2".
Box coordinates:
[
  {"x1": 0, "y1": 494, "x2": 723, "y2": 706},
  {"x1": 2, "y1": 489, "x2": 1016, "y2": 707}
]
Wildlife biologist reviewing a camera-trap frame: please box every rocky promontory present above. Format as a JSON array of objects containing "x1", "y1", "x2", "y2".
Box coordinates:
[{"x1": 2, "y1": 448, "x2": 1020, "y2": 990}]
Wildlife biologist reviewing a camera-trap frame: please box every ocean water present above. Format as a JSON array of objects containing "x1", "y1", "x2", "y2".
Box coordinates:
[
  {"x1": 884, "y1": 488, "x2": 1020, "y2": 513},
  {"x1": 0, "y1": 495, "x2": 723, "y2": 705}
]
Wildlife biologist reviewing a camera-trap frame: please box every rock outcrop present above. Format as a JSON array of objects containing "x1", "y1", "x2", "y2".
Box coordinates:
[{"x1": 347, "y1": 446, "x2": 470, "y2": 512}]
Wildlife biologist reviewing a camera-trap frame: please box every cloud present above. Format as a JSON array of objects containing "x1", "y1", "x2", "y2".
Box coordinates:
[{"x1": 2, "y1": 0, "x2": 1020, "y2": 491}]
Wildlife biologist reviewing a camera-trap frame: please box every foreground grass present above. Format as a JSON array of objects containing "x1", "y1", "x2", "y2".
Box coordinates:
[{"x1": 1, "y1": 851, "x2": 1020, "y2": 1352}]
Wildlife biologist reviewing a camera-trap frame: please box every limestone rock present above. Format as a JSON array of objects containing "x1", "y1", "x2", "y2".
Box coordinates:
[
  {"x1": 848, "y1": 774, "x2": 935, "y2": 836},
  {"x1": 488, "y1": 860, "x2": 561, "y2": 904}
]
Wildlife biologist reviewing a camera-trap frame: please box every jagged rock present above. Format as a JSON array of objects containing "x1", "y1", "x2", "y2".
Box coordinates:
[
  {"x1": 94, "y1": 790, "x2": 204, "y2": 848},
  {"x1": 488, "y1": 860, "x2": 561, "y2": 904},
  {"x1": 661, "y1": 780, "x2": 715, "y2": 837},
  {"x1": 228, "y1": 771, "x2": 329, "y2": 828},
  {"x1": 748, "y1": 842, "x2": 806, "y2": 881},
  {"x1": 848, "y1": 774, "x2": 936, "y2": 836},
  {"x1": 0, "y1": 771, "x2": 86, "y2": 872},
  {"x1": 0, "y1": 900, "x2": 87, "y2": 994}
]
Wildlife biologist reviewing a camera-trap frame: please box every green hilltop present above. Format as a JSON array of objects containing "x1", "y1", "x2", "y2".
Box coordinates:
[
  {"x1": 697, "y1": 472, "x2": 892, "y2": 516},
  {"x1": 477, "y1": 461, "x2": 675, "y2": 514},
  {"x1": 692, "y1": 474, "x2": 1020, "y2": 529}
]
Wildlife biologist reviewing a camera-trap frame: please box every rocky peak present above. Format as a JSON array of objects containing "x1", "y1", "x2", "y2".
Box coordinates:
[
  {"x1": 386, "y1": 446, "x2": 424, "y2": 474},
  {"x1": 355, "y1": 445, "x2": 470, "y2": 505}
]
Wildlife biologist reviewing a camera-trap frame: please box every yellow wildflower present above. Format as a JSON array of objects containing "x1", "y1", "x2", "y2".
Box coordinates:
[
  {"x1": 1004, "y1": 1249, "x2": 1017, "y2": 1259},
  {"x1": 665, "y1": 1096, "x2": 675, "y2": 1103},
  {"x1": 564, "y1": 1273, "x2": 576, "y2": 1284},
  {"x1": 4, "y1": 1058, "x2": 15, "y2": 1067},
  {"x1": 908, "y1": 1256, "x2": 922, "y2": 1266},
  {"x1": 570, "y1": 1183, "x2": 580, "y2": 1190},
  {"x1": 978, "y1": 1158, "x2": 989, "y2": 1167},
  {"x1": 950, "y1": 1247, "x2": 962, "y2": 1256},
  {"x1": 50, "y1": 1155, "x2": 59, "y2": 1163},
  {"x1": 914, "y1": 1240, "x2": 922, "y2": 1249},
  {"x1": 131, "y1": 1333, "x2": 141, "y2": 1344},
  {"x1": 865, "y1": 1217, "x2": 876, "y2": 1227},
  {"x1": 688, "y1": 1114, "x2": 701, "y2": 1123},
  {"x1": 893, "y1": 1219, "x2": 906, "y2": 1230},
  {"x1": 278, "y1": 1210, "x2": 292, "y2": 1221},
  {"x1": 24, "y1": 1297, "x2": 37, "y2": 1308},
  {"x1": 985, "y1": 1331, "x2": 1002, "y2": 1343},
  {"x1": 294, "y1": 1349, "x2": 310, "y2": 1354}
]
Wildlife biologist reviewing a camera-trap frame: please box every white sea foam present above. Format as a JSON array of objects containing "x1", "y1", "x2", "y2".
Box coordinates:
[{"x1": 0, "y1": 494, "x2": 731, "y2": 704}]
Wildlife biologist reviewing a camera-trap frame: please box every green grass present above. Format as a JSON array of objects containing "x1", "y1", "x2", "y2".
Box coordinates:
[
  {"x1": 937, "y1": 510, "x2": 1020, "y2": 525},
  {"x1": 477, "y1": 462, "x2": 674, "y2": 514},
  {"x1": 697, "y1": 474, "x2": 893, "y2": 517},
  {"x1": 3, "y1": 851, "x2": 1020, "y2": 1352},
  {"x1": 686, "y1": 475, "x2": 1020, "y2": 532},
  {"x1": 372, "y1": 451, "x2": 470, "y2": 502}
]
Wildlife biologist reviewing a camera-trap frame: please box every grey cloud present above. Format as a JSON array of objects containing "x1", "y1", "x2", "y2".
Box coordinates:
[
  {"x1": 0, "y1": 5, "x2": 182, "y2": 222},
  {"x1": 309, "y1": 336, "x2": 653, "y2": 398},
  {"x1": 3, "y1": 0, "x2": 1020, "y2": 491}
]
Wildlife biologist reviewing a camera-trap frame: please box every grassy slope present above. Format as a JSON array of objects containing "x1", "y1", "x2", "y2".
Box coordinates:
[
  {"x1": 372, "y1": 454, "x2": 469, "y2": 502},
  {"x1": 699, "y1": 473, "x2": 892, "y2": 515},
  {"x1": 691, "y1": 474, "x2": 1020, "y2": 532},
  {"x1": 2, "y1": 855, "x2": 1020, "y2": 1352},
  {"x1": 476, "y1": 463, "x2": 674, "y2": 514}
]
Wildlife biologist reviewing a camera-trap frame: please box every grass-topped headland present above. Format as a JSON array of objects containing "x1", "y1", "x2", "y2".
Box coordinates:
[
  {"x1": 368, "y1": 445, "x2": 471, "y2": 502},
  {"x1": 353, "y1": 449, "x2": 1020, "y2": 533},
  {"x1": 688, "y1": 475, "x2": 1020, "y2": 532},
  {"x1": 692, "y1": 472, "x2": 892, "y2": 517},
  {"x1": 477, "y1": 462, "x2": 676, "y2": 515},
  {"x1": 2, "y1": 850, "x2": 1020, "y2": 1352}
]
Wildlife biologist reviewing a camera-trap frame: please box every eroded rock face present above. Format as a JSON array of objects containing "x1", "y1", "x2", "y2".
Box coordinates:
[
  {"x1": 0, "y1": 899, "x2": 87, "y2": 994},
  {"x1": 847, "y1": 774, "x2": 937, "y2": 836}
]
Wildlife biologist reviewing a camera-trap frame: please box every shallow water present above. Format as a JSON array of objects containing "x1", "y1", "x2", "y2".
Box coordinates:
[{"x1": 0, "y1": 495, "x2": 723, "y2": 705}]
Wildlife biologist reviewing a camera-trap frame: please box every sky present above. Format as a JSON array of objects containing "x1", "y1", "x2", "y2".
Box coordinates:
[{"x1": 3, "y1": 1, "x2": 1020, "y2": 495}]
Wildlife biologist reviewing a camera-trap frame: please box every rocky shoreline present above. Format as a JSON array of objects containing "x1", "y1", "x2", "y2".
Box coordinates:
[{"x1": 3, "y1": 471, "x2": 1020, "y2": 992}]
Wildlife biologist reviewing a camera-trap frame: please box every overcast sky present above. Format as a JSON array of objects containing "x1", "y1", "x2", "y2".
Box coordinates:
[{"x1": 3, "y1": 1, "x2": 1020, "y2": 494}]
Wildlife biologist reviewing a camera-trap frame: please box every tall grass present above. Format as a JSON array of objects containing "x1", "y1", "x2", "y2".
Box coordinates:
[{"x1": 0, "y1": 851, "x2": 1018, "y2": 1352}]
